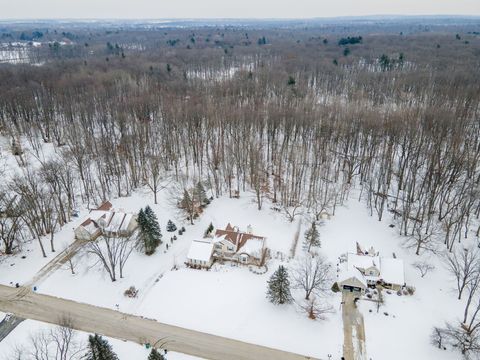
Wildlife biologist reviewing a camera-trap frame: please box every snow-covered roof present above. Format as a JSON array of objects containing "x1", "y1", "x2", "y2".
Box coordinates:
[
  {"x1": 104, "y1": 212, "x2": 130, "y2": 233},
  {"x1": 345, "y1": 252, "x2": 405, "y2": 286},
  {"x1": 380, "y1": 258, "x2": 405, "y2": 286},
  {"x1": 338, "y1": 267, "x2": 367, "y2": 288},
  {"x1": 187, "y1": 240, "x2": 214, "y2": 262},
  {"x1": 82, "y1": 221, "x2": 99, "y2": 235},
  {"x1": 78, "y1": 207, "x2": 136, "y2": 236},
  {"x1": 348, "y1": 253, "x2": 380, "y2": 271},
  {"x1": 239, "y1": 238, "x2": 265, "y2": 257},
  {"x1": 214, "y1": 224, "x2": 266, "y2": 249}
]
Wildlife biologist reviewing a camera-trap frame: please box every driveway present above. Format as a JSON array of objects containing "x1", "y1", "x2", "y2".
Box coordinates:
[{"x1": 341, "y1": 292, "x2": 367, "y2": 360}]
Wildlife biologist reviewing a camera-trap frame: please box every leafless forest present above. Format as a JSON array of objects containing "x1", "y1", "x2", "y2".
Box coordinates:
[{"x1": 0, "y1": 18, "x2": 479, "y2": 260}]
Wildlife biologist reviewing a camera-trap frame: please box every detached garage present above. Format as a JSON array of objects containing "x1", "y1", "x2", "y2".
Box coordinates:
[{"x1": 338, "y1": 268, "x2": 367, "y2": 294}]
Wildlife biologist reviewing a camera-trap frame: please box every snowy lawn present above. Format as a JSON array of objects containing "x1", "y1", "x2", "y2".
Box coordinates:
[
  {"x1": 137, "y1": 262, "x2": 343, "y2": 359},
  {"x1": 0, "y1": 316, "x2": 201, "y2": 360},
  {"x1": 36, "y1": 191, "x2": 339, "y2": 358}
]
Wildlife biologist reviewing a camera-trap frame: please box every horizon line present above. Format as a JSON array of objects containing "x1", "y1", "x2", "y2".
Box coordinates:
[{"x1": 1, "y1": 14, "x2": 480, "y2": 22}]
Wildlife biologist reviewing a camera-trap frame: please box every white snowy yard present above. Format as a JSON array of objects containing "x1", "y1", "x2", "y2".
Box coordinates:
[{"x1": 0, "y1": 314, "x2": 201, "y2": 360}]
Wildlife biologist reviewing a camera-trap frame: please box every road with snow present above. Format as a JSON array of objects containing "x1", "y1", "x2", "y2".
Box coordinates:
[{"x1": 0, "y1": 285, "x2": 317, "y2": 360}]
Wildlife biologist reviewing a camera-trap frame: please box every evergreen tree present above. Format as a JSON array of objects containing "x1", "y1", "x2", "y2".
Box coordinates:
[
  {"x1": 379, "y1": 54, "x2": 391, "y2": 71},
  {"x1": 144, "y1": 206, "x2": 162, "y2": 254},
  {"x1": 148, "y1": 348, "x2": 165, "y2": 360},
  {"x1": 194, "y1": 181, "x2": 207, "y2": 205},
  {"x1": 167, "y1": 219, "x2": 177, "y2": 232},
  {"x1": 138, "y1": 208, "x2": 147, "y2": 229},
  {"x1": 304, "y1": 222, "x2": 320, "y2": 252},
  {"x1": 266, "y1": 265, "x2": 293, "y2": 305},
  {"x1": 180, "y1": 189, "x2": 195, "y2": 224},
  {"x1": 85, "y1": 334, "x2": 118, "y2": 360},
  {"x1": 137, "y1": 206, "x2": 162, "y2": 255},
  {"x1": 204, "y1": 222, "x2": 214, "y2": 237}
]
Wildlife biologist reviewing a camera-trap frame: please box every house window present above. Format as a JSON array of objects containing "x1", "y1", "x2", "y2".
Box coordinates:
[{"x1": 227, "y1": 246, "x2": 234, "y2": 251}]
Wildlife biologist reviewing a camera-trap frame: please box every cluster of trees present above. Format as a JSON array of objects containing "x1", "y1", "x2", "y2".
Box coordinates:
[
  {"x1": 10, "y1": 321, "x2": 166, "y2": 360},
  {"x1": 338, "y1": 36, "x2": 363, "y2": 45},
  {"x1": 0, "y1": 157, "x2": 77, "y2": 257},
  {"x1": 267, "y1": 253, "x2": 333, "y2": 320},
  {"x1": 433, "y1": 247, "x2": 480, "y2": 357},
  {"x1": 1, "y1": 26, "x2": 477, "y2": 261}
]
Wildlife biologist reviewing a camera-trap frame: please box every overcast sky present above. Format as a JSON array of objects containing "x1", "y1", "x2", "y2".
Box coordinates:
[{"x1": 0, "y1": 0, "x2": 479, "y2": 19}]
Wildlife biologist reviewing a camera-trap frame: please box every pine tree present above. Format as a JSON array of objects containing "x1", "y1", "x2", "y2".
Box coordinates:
[
  {"x1": 304, "y1": 222, "x2": 320, "y2": 252},
  {"x1": 137, "y1": 208, "x2": 147, "y2": 229},
  {"x1": 137, "y1": 206, "x2": 162, "y2": 255},
  {"x1": 180, "y1": 189, "x2": 195, "y2": 224},
  {"x1": 148, "y1": 348, "x2": 165, "y2": 360},
  {"x1": 266, "y1": 265, "x2": 293, "y2": 305},
  {"x1": 167, "y1": 219, "x2": 177, "y2": 232},
  {"x1": 144, "y1": 206, "x2": 162, "y2": 254},
  {"x1": 194, "y1": 181, "x2": 207, "y2": 205},
  {"x1": 204, "y1": 222, "x2": 214, "y2": 237},
  {"x1": 85, "y1": 334, "x2": 119, "y2": 360}
]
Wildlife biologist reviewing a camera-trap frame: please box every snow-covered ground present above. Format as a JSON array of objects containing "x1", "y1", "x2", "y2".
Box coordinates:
[
  {"x1": 322, "y1": 197, "x2": 464, "y2": 360},
  {"x1": 0, "y1": 138, "x2": 472, "y2": 359},
  {"x1": 0, "y1": 316, "x2": 201, "y2": 360}
]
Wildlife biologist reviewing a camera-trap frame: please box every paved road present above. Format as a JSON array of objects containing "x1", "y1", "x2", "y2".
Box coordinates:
[
  {"x1": 341, "y1": 292, "x2": 367, "y2": 360},
  {"x1": 0, "y1": 285, "x2": 316, "y2": 360},
  {"x1": 0, "y1": 238, "x2": 88, "y2": 343}
]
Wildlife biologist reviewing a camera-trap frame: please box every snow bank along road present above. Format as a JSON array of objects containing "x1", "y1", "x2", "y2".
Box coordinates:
[{"x1": 0, "y1": 285, "x2": 317, "y2": 360}]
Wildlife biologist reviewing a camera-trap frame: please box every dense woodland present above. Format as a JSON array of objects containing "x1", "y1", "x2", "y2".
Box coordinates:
[
  {"x1": 0, "y1": 17, "x2": 480, "y2": 358},
  {"x1": 1, "y1": 19, "x2": 479, "y2": 254}
]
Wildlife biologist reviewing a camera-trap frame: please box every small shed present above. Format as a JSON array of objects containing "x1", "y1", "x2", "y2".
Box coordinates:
[{"x1": 186, "y1": 240, "x2": 214, "y2": 269}]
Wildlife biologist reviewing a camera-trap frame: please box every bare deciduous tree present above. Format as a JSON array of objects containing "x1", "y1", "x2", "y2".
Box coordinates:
[
  {"x1": 87, "y1": 232, "x2": 136, "y2": 282},
  {"x1": 444, "y1": 247, "x2": 480, "y2": 300},
  {"x1": 10, "y1": 317, "x2": 84, "y2": 360},
  {"x1": 413, "y1": 260, "x2": 435, "y2": 278},
  {"x1": 298, "y1": 295, "x2": 334, "y2": 320},
  {"x1": 293, "y1": 253, "x2": 333, "y2": 300}
]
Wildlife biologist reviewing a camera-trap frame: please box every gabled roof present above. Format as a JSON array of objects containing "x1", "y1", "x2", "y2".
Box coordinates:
[
  {"x1": 346, "y1": 252, "x2": 405, "y2": 286},
  {"x1": 96, "y1": 201, "x2": 113, "y2": 211},
  {"x1": 338, "y1": 267, "x2": 367, "y2": 288},
  {"x1": 348, "y1": 253, "x2": 380, "y2": 271},
  {"x1": 77, "y1": 203, "x2": 135, "y2": 236},
  {"x1": 187, "y1": 240, "x2": 214, "y2": 262},
  {"x1": 214, "y1": 225, "x2": 266, "y2": 251},
  {"x1": 237, "y1": 238, "x2": 265, "y2": 258},
  {"x1": 380, "y1": 257, "x2": 405, "y2": 286}
]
